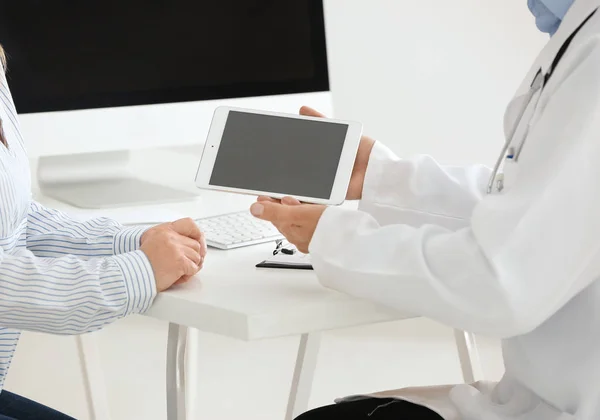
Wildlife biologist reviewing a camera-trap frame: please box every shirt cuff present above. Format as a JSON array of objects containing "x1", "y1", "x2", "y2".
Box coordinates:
[
  {"x1": 113, "y1": 226, "x2": 150, "y2": 255},
  {"x1": 359, "y1": 141, "x2": 398, "y2": 207},
  {"x1": 309, "y1": 205, "x2": 350, "y2": 257},
  {"x1": 112, "y1": 251, "x2": 157, "y2": 315}
]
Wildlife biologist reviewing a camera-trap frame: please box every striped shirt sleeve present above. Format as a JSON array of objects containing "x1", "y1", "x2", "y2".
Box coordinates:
[
  {"x1": 27, "y1": 201, "x2": 149, "y2": 258},
  {"x1": 0, "y1": 248, "x2": 156, "y2": 334}
]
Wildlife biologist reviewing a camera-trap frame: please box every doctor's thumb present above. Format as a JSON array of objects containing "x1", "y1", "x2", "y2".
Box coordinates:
[
  {"x1": 250, "y1": 202, "x2": 265, "y2": 217},
  {"x1": 251, "y1": 201, "x2": 282, "y2": 221}
]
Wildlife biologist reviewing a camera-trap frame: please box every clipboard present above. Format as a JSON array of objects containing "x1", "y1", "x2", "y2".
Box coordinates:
[{"x1": 255, "y1": 241, "x2": 313, "y2": 270}]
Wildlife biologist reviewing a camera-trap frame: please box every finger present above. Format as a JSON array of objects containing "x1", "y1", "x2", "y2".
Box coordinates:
[
  {"x1": 182, "y1": 246, "x2": 202, "y2": 267},
  {"x1": 299, "y1": 106, "x2": 326, "y2": 118},
  {"x1": 281, "y1": 196, "x2": 302, "y2": 206},
  {"x1": 198, "y1": 231, "x2": 207, "y2": 258},
  {"x1": 250, "y1": 201, "x2": 293, "y2": 224},
  {"x1": 179, "y1": 235, "x2": 207, "y2": 262},
  {"x1": 257, "y1": 196, "x2": 281, "y2": 204},
  {"x1": 183, "y1": 256, "x2": 201, "y2": 276},
  {"x1": 179, "y1": 235, "x2": 202, "y2": 253},
  {"x1": 175, "y1": 275, "x2": 193, "y2": 286},
  {"x1": 171, "y1": 218, "x2": 201, "y2": 241}
]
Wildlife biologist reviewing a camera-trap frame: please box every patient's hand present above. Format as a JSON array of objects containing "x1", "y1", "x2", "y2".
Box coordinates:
[{"x1": 141, "y1": 218, "x2": 207, "y2": 291}]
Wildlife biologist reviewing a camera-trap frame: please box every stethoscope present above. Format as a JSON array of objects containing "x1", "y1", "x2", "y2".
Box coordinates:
[
  {"x1": 486, "y1": 8, "x2": 597, "y2": 195},
  {"x1": 486, "y1": 71, "x2": 544, "y2": 194}
]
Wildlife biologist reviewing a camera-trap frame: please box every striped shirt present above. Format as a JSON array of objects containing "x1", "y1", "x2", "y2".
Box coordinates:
[{"x1": 0, "y1": 69, "x2": 157, "y2": 390}]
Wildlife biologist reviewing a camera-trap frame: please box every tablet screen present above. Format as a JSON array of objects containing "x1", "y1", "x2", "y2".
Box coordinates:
[{"x1": 209, "y1": 111, "x2": 349, "y2": 199}]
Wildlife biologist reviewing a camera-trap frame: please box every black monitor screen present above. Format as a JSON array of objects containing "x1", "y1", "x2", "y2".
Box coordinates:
[{"x1": 0, "y1": 0, "x2": 329, "y2": 113}]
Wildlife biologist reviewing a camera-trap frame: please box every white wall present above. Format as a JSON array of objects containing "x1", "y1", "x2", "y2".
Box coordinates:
[
  {"x1": 325, "y1": 0, "x2": 546, "y2": 165},
  {"x1": 6, "y1": 2, "x2": 547, "y2": 419}
]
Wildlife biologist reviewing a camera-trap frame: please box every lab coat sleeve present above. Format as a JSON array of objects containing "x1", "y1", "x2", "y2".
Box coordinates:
[
  {"x1": 0, "y1": 248, "x2": 156, "y2": 334},
  {"x1": 309, "y1": 38, "x2": 600, "y2": 338},
  {"x1": 358, "y1": 142, "x2": 491, "y2": 230},
  {"x1": 26, "y1": 201, "x2": 148, "y2": 258}
]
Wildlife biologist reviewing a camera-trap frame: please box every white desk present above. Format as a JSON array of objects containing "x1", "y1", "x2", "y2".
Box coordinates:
[
  {"x1": 151, "y1": 240, "x2": 481, "y2": 420},
  {"x1": 32, "y1": 149, "x2": 482, "y2": 420},
  {"x1": 150, "y1": 241, "x2": 415, "y2": 420}
]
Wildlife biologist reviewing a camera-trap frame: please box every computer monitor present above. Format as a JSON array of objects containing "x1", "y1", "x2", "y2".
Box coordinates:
[{"x1": 0, "y1": 0, "x2": 332, "y2": 208}]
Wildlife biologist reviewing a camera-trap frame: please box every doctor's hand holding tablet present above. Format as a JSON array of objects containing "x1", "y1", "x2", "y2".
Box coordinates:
[
  {"x1": 195, "y1": 105, "x2": 369, "y2": 252},
  {"x1": 298, "y1": 106, "x2": 376, "y2": 201},
  {"x1": 248, "y1": 106, "x2": 377, "y2": 254}
]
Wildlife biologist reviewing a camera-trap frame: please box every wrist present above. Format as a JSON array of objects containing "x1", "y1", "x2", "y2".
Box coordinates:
[{"x1": 349, "y1": 139, "x2": 376, "y2": 200}]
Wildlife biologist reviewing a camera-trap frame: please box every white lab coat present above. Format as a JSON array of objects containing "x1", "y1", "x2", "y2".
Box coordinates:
[{"x1": 308, "y1": 0, "x2": 600, "y2": 418}]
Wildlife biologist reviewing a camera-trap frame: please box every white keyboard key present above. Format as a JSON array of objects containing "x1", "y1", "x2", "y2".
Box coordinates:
[{"x1": 196, "y1": 211, "x2": 283, "y2": 250}]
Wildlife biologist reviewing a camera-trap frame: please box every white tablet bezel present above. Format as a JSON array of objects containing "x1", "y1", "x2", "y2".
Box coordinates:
[{"x1": 195, "y1": 106, "x2": 363, "y2": 205}]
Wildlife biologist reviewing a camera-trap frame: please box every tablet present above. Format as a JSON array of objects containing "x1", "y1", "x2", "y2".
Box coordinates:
[{"x1": 195, "y1": 106, "x2": 363, "y2": 205}]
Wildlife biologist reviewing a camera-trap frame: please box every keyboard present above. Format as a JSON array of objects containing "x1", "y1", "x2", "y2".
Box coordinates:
[{"x1": 196, "y1": 211, "x2": 283, "y2": 250}]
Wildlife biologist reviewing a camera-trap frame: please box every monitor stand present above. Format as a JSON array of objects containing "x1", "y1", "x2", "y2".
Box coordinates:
[{"x1": 38, "y1": 151, "x2": 199, "y2": 209}]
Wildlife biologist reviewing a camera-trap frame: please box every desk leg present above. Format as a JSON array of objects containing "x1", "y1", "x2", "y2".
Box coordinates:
[
  {"x1": 75, "y1": 334, "x2": 111, "y2": 420},
  {"x1": 167, "y1": 323, "x2": 188, "y2": 420},
  {"x1": 285, "y1": 333, "x2": 321, "y2": 420},
  {"x1": 453, "y1": 329, "x2": 484, "y2": 383}
]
